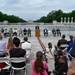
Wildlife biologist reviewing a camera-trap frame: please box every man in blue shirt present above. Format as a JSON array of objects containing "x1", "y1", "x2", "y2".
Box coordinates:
[
  {"x1": 66, "y1": 37, "x2": 75, "y2": 61},
  {"x1": 68, "y1": 35, "x2": 73, "y2": 45},
  {"x1": 66, "y1": 36, "x2": 75, "y2": 53}
]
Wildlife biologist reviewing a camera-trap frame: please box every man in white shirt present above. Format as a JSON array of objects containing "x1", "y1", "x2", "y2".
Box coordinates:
[
  {"x1": 22, "y1": 37, "x2": 31, "y2": 58},
  {"x1": 22, "y1": 37, "x2": 31, "y2": 49}
]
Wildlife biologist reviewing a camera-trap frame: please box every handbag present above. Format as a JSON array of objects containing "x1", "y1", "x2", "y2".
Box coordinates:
[
  {"x1": 53, "y1": 62, "x2": 65, "y2": 75},
  {"x1": 46, "y1": 69, "x2": 51, "y2": 75},
  {"x1": 40, "y1": 69, "x2": 51, "y2": 75},
  {"x1": 53, "y1": 69, "x2": 59, "y2": 75}
]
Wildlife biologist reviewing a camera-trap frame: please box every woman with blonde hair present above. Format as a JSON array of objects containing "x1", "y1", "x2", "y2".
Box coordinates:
[
  {"x1": 6, "y1": 37, "x2": 14, "y2": 49},
  {"x1": 31, "y1": 51, "x2": 48, "y2": 75}
]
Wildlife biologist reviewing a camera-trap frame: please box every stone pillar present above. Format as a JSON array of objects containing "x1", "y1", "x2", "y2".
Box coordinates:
[
  {"x1": 64, "y1": 17, "x2": 66, "y2": 23},
  {"x1": 61, "y1": 17, "x2": 63, "y2": 23},
  {"x1": 67, "y1": 17, "x2": 70, "y2": 23},
  {"x1": 71, "y1": 17, "x2": 73, "y2": 23}
]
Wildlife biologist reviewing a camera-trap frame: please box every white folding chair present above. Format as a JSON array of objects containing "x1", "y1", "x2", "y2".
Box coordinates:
[
  {"x1": 60, "y1": 44, "x2": 68, "y2": 50},
  {"x1": 25, "y1": 48, "x2": 31, "y2": 61},
  {"x1": 10, "y1": 57, "x2": 26, "y2": 75},
  {"x1": 0, "y1": 49, "x2": 9, "y2": 56},
  {"x1": 0, "y1": 57, "x2": 11, "y2": 74}
]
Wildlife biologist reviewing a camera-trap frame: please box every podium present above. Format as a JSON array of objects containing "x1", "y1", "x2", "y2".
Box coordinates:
[
  {"x1": 35, "y1": 29, "x2": 40, "y2": 37},
  {"x1": 35, "y1": 25, "x2": 40, "y2": 37}
]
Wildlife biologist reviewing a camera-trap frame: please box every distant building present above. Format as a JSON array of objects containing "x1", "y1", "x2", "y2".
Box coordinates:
[
  {"x1": 3, "y1": 20, "x2": 8, "y2": 25},
  {"x1": 27, "y1": 20, "x2": 33, "y2": 23},
  {"x1": 53, "y1": 20, "x2": 57, "y2": 25}
]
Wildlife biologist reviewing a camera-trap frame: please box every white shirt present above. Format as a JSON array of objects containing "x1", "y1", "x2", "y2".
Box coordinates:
[
  {"x1": 22, "y1": 42, "x2": 31, "y2": 58},
  {"x1": 22, "y1": 42, "x2": 31, "y2": 49},
  {"x1": 45, "y1": 47, "x2": 55, "y2": 59}
]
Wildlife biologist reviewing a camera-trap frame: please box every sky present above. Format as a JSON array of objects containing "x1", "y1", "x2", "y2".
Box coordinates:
[{"x1": 0, "y1": 0, "x2": 75, "y2": 21}]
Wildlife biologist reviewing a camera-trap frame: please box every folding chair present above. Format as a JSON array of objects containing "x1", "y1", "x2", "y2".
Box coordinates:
[
  {"x1": 25, "y1": 48, "x2": 31, "y2": 61},
  {"x1": 0, "y1": 57, "x2": 11, "y2": 74},
  {"x1": 10, "y1": 57, "x2": 26, "y2": 75},
  {"x1": 0, "y1": 49, "x2": 9, "y2": 57},
  {"x1": 60, "y1": 44, "x2": 68, "y2": 50}
]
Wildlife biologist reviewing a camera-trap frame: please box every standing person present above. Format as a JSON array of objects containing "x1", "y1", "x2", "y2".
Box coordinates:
[
  {"x1": 9, "y1": 37, "x2": 26, "y2": 68},
  {"x1": 35, "y1": 25, "x2": 39, "y2": 29},
  {"x1": 30, "y1": 51, "x2": 48, "y2": 75},
  {"x1": 0, "y1": 35, "x2": 6, "y2": 57},
  {"x1": 6, "y1": 37, "x2": 14, "y2": 50}
]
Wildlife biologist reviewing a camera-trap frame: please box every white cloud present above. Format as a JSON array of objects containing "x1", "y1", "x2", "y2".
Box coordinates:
[{"x1": 0, "y1": 0, "x2": 75, "y2": 20}]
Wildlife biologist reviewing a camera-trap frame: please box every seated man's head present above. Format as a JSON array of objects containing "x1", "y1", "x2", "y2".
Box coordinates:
[
  {"x1": 69, "y1": 35, "x2": 73, "y2": 40},
  {"x1": 24, "y1": 37, "x2": 28, "y2": 41},
  {"x1": 13, "y1": 37, "x2": 20, "y2": 47},
  {"x1": 62, "y1": 34, "x2": 65, "y2": 39}
]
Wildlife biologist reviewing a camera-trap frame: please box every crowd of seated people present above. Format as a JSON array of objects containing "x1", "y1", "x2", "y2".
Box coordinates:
[
  {"x1": 44, "y1": 34, "x2": 75, "y2": 75},
  {"x1": 0, "y1": 28, "x2": 32, "y2": 38},
  {"x1": 56, "y1": 34, "x2": 75, "y2": 75},
  {"x1": 9, "y1": 37, "x2": 26, "y2": 68},
  {"x1": 0, "y1": 32, "x2": 75, "y2": 75},
  {"x1": 52, "y1": 28, "x2": 61, "y2": 37},
  {"x1": 0, "y1": 36, "x2": 26, "y2": 74},
  {"x1": 0, "y1": 35, "x2": 32, "y2": 75}
]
